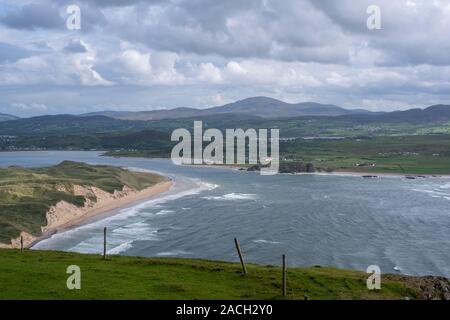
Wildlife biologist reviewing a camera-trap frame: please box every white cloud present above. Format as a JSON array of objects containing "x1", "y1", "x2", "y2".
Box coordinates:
[
  {"x1": 195, "y1": 93, "x2": 231, "y2": 107},
  {"x1": 117, "y1": 49, "x2": 184, "y2": 85},
  {"x1": 325, "y1": 72, "x2": 352, "y2": 88},
  {"x1": 73, "y1": 54, "x2": 113, "y2": 86},
  {"x1": 12, "y1": 102, "x2": 48, "y2": 111},
  {"x1": 121, "y1": 49, "x2": 152, "y2": 75},
  {"x1": 226, "y1": 61, "x2": 247, "y2": 75},
  {"x1": 197, "y1": 62, "x2": 223, "y2": 83},
  {"x1": 0, "y1": 39, "x2": 112, "y2": 86}
]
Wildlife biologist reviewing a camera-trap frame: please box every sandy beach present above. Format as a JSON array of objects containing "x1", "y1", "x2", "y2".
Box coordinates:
[{"x1": 0, "y1": 179, "x2": 173, "y2": 249}]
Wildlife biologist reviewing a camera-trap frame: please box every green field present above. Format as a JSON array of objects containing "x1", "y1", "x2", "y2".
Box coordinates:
[
  {"x1": 3, "y1": 109, "x2": 450, "y2": 175},
  {"x1": 281, "y1": 135, "x2": 450, "y2": 174},
  {"x1": 0, "y1": 161, "x2": 165, "y2": 243},
  {"x1": 0, "y1": 249, "x2": 435, "y2": 300},
  {"x1": 105, "y1": 134, "x2": 450, "y2": 175}
]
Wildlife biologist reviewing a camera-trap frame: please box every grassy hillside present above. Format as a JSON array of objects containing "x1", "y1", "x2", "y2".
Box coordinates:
[
  {"x1": 0, "y1": 161, "x2": 165, "y2": 243},
  {"x1": 0, "y1": 249, "x2": 437, "y2": 300}
]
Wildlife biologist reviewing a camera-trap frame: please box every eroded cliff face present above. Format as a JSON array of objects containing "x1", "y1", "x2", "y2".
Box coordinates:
[
  {"x1": 43, "y1": 185, "x2": 135, "y2": 233},
  {"x1": 0, "y1": 184, "x2": 137, "y2": 249},
  {"x1": 0, "y1": 231, "x2": 35, "y2": 249}
]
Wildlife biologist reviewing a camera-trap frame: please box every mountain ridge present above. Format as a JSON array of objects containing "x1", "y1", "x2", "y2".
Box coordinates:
[
  {"x1": 0, "y1": 113, "x2": 19, "y2": 122},
  {"x1": 79, "y1": 96, "x2": 372, "y2": 120},
  {"x1": 1, "y1": 99, "x2": 450, "y2": 134}
]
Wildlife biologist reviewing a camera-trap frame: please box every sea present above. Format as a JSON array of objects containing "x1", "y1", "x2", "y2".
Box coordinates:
[{"x1": 1, "y1": 151, "x2": 450, "y2": 277}]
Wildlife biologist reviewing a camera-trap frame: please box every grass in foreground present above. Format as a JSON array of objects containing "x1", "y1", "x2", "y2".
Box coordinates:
[
  {"x1": 0, "y1": 161, "x2": 165, "y2": 243},
  {"x1": 0, "y1": 249, "x2": 422, "y2": 300}
]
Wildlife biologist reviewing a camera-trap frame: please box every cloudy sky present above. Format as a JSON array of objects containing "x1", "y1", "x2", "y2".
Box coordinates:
[{"x1": 0, "y1": 0, "x2": 450, "y2": 117}]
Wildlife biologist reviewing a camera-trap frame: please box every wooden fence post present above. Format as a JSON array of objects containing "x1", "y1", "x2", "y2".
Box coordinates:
[
  {"x1": 234, "y1": 238, "x2": 247, "y2": 275},
  {"x1": 103, "y1": 227, "x2": 107, "y2": 260},
  {"x1": 20, "y1": 236, "x2": 23, "y2": 253},
  {"x1": 282, "y1": 254, "x2": 287, "y2": 297}
]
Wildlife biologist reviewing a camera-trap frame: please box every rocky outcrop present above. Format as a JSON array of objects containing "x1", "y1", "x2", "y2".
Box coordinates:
[
  {"x1": 387, "y1": 275, "x2": 450, "y2": 300},
  {"x1": 247, "y1": 162, "x2": 316, "y2": 173},
  {"x1": 279, "y1": 162, "x2": 315, "y2": 173}
]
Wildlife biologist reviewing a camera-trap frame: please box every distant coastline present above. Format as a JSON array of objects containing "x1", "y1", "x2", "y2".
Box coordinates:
[{"x1": 183, "y1": 163, "x2": 450, "y2": 178}]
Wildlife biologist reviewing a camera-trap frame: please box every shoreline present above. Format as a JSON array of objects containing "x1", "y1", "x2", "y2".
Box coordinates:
[
  {"x1": 292, "y1": 171, "x2": 450, "y2": 178},
  {"x1": 183, "y1": 163, "x2": 450, "y2": 178},
  {"x1": 38, "y1": 179, "x2": 173, "y2": 246},
  {"x1": 1, "y1": 178, "x2": 173, "y2": 249},
  {"x1": 30, "y1": 179, "x2": 173, "y2": 248}
]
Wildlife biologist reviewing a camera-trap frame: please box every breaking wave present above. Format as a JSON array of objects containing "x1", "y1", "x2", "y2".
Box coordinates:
[
  {"x1": 107, "y1": 241, "x2": 134, "y2": 255},
  {"x1": 32, "y1": 175, "x2": 219, "y2": 253},
  {"x1": 411, "y1": 185, "x2": 450, "y2": 201},
  {"x1": 253, "y1": 239, "x2": 281, "y2": 245},
  {"x1": 202, "y1": 193, "x2": 258, "y2": 201}
]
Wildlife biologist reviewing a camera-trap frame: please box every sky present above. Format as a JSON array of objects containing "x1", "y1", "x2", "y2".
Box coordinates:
[{"x1": 0, "y1": 0, "x2": 450, "y2": 117}]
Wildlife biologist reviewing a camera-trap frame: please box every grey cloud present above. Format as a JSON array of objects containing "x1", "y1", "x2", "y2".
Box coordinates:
[
  {"x1": 0, "y1": 42, "x2": 33, "y2": 63},
  {"x1": 58, "y1": 0, "x2": 165, "y2": 7},
  {"x1": 307, "y1": 0, "x2": 376, "y2": 34},
  {"x1": 107, "y1": 0, "x2": 350, "y2": 63},
  {"x1": 63, "y1": 40, "x2": 88, "y2": 53},
  {"x1": 309, "y1": 0, "x2": 450, "y2": 66},
  {"x1": 28, "y1": 0, "x2": 449, "y2": 66},
  {"x1": 0, "y1": 3, "x2": 64, "y2": 30},
  {"x1": 0, "y1": 1, "x2": 107, "y2": 32}
]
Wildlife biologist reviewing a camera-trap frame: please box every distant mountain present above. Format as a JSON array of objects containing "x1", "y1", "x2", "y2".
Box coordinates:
[
  {"x1": 80, "y1": 111, "x2": 138, "y2": 118},
  {"x1": 0, "y1": 113, "x2": 19, "y2": 122},
  {"x1": 341, "y1": 104, "x2": 450, "y2": 123},
  {"x1": 208, "y1": 97, "x2": 366, "y2": 118},
  {"x1": 2, "y1": 102, "x2": 450, "y2": 152},
  {"x1": 381, "y1": 104, "x2": 450, "y2": 122},
  {"x1": 80, "y1": 97, "x2": 370, "y2": 120},
  {"x1": 0, "y1": 114, "x2": 149, "y2": 135},
  {"x1": 85, "y1": 107, "x2": 209, "y2": 121},
  {"x1": 3, "y1": 101, "x2": 450, "y2": 139}
]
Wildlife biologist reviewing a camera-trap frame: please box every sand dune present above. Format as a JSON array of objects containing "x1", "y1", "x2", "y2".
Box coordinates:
[{"x1": 0, "y1": 180, "x2": 172, "y2": 249}]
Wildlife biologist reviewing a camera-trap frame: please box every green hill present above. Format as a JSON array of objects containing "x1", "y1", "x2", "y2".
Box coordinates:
[
  {"x1": 0, "y1": 113, "x2": 18, "y2": 122},
  {"x1": 2, "y1": 249, "x2": 448, "y2": 300},
  {"x1": 0, "y1": 161, "x2": 165, "y2": 244}
]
